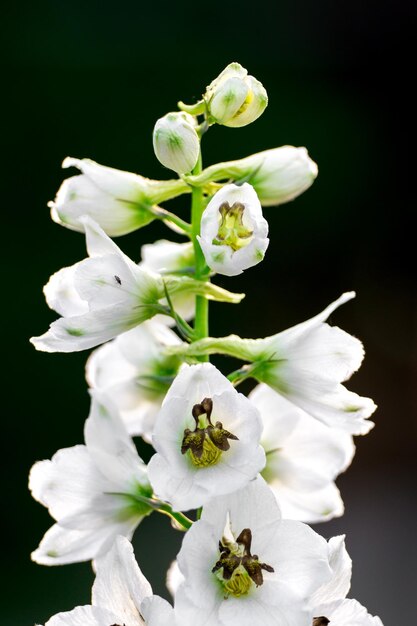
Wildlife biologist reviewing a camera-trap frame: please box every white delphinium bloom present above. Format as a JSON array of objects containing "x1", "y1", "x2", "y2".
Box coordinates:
[
  {"x1": 30, "y1": 216, "x2": 243, "y2": 353},
  {"x1": 197, "y1": 183, "x2": 269, "y2": 276},
  {"x1": 86, "y1": 320, "x2": 184, "y2": 441},
  {"x1": 174, "y1": 476, "x2": 332, "y2": 626},
  {"x1": 153, "y1": 112, "x2": 200, "y2": 175},
  {"x1": 29, "y1": 393, "x2": 153, "y2": 565},
  {"x1": 168, "y1": 292, "x2": 376, "y2": 434},
  {"x1": 187, "y1": 146, "x2": 318, "y2": 206},
  {"x1": 311, "y1": 536, "x2": 383, "y2": 625},
  {"x1": 250, "y1": 384, "x2": 355, "y2": 522},
  {"x1": 140, "y1": 239, "x2": 196, "y2": 324},
  {"x1": 50, "y1": 157, "x2": 190, "y2": 236},
  {"x1": 42, "y1": 536, "x2": 175, "y2": 626},
  {"x1": 147, "y1": 363, "x2": 265, "y2": 511},
  {"x1": 204, "y1": 62, "x2": 268, "y2": 128}
]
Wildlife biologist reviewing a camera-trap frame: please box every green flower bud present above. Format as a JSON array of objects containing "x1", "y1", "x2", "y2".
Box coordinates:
[
  {"x1": 205, "y1": 62, "x2": 268, "y2": 128},
  {"x1": 153, "y1": 112, "x2": 200, "y2": 175}
]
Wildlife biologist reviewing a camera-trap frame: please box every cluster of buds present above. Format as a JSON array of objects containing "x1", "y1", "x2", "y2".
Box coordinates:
[{"x1": 29, "y1": 62, "x2": 383, "y2": 626}]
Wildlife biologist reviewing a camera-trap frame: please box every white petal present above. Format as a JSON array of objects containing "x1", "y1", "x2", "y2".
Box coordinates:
[
  {"x1": 272, "y1": 482, "x2": 345, "y2": 524},
  {"x1": 141, "y1": 240, "x2": 194, "y2": 274},
  {"x1": 140, "y1": 596, "x2": 175, "y2": 626},
  {"x1": 329, "y1": 599, "x2": 384, "y2": 625},
  {"x1": 92, "y1": 536, "x2": 150, "y2": 626},
  {"x1": 31, "y1": 523, "x2": 129, "y2": 565},
  {"x1": 45, "y1": 605, "x2": 118, "y2": 626},
  {"x1": 311, "y1": 535, "x2": 352, "y2": 616},
  {"x1": 218, "y1": 580, "x2": 310, "y2": 626},
  {"x1": 166, "y1": 560, "x2": 184, "y2": 598},
  {"x1": 30, "y1": 301, "x2": 153, "y2": 353},
  {"x1": 29, "y1": 445, "x2": 110, "y2": 520},
  {"x1": 63, "y1": 158, "x2": 147, "y2": 202},
  {"x1": 84, "y1": 393, "x2": 147, "y2": 488},
  {"x1": 267, "y1": 519, "x2": 332, "y2": 598},
  {"x1": 43, "y1": 264, "x2": 88, "y2": 317}
]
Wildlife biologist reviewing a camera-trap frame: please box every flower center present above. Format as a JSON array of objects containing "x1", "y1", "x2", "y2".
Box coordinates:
[
  {"x1": 313, "y1": 618, "x2": 330, "y2": 626},
  {"x1": 181, "y1": 397, "x2": 239, "y2": 468},
  {"x1": 212, "y1": 527, "x2": 274, "y2": 598},
  {"x1": 213, "y1": 202, "x2": 253, "y2": 251},
  {"x1": 189, "y1": 437, "x2": 222, "y2": 467}
]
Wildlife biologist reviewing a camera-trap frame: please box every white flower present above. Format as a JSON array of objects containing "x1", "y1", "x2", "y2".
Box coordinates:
[
  {"x1": 140, "y1": 239, "x2": 196, "y2": 324},
  {"x1": 311, "y1": 537, "x2": 384, "y2": 625},
  {"x1": 205, "y1": 62, "x2": 268, "y2": 128},
  {"x1": 29, "y1": 393, "x2": 152, "y2": 565},
  {"x1": 147, "y1": 363, "x2": 265, "y2": 511},
  {"x1": 153, "y1": 112, "x2": 200, "y2": 175},
  {"x1": 174, "y1": 476, "x2": 332, "y2": 626},
  {"x1": 50, "y1": 157, "x2": 190, "y2": 236},
  {"x1": 187, "y1": 146, "x2": 318, "y2": 206},
  {"x1": 43, "y1": 536, "x2": 175, "y2": 626},
  {"x1": 86, "y1": 320, "x2": 184, "y2": 441},
  {"x1": 30, "y1": 216, "x2": 243, "y2": 353},
  {"x1": 169, "y1": 292, "x2": 376, "y2": 434},
  {"x1": 250, "y1": 384, "x2": 355, "y2": 522},
  {"x1": 197, "y1": 183, "x2": 269, "y2": 276}
]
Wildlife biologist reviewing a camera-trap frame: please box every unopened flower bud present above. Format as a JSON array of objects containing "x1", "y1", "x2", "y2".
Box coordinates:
[
  {"x1": 153, "y1": 112, "x2": 200, "y2": 175},
  {"x1": 205, "y1": 62, "x2": 268, "y2": 128},
  {"x1": 187, "y1": 146, "x2": 318, "y2": 206},
  {"x1": 197, "y1": 183, "x2": 269, "y2": 276}
]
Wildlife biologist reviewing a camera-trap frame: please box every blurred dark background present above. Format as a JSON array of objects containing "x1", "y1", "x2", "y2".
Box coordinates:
[{"x1": 2, "y1": 0, "x2": 415, "y2": 623}]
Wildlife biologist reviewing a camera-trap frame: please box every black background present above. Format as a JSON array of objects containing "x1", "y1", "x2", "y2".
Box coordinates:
[{"x1": 2, "y1": 1, "x2": 416, "y2": 623}]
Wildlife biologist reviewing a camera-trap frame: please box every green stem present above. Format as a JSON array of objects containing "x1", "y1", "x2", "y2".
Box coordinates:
[
  {"x1": 156, "y1": 502, "x2": 193, "y2": 530},
  {"x1": 191, "y1": 148, "x2": 210, "y2": 355},
  {"x1": 152, "y1": 205, "x2": 192, "y2": 235},
  {"x1": 118, "y1": 492, "x2": 193, "y2": 531}
]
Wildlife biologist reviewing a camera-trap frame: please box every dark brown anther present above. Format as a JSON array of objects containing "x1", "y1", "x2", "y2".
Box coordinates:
[
  {"x1": 192, "y1": 403, "x2": 206, "y2": 421},
  {"x1": 236, "y1": 528, "x2": 252, "y2": 553},
  {"x1": 212, "y1": 553, "x2": 241, "y2": 579},
  {"x1": 114, "y1": 275, "x2": 122, "y2": 285},
  {"x1": 207, "y1": 421, "x2": 239, "y2": 451},
  {"x1": 241, "y1": 554, "x2": 275, "y2": 587},
  {"x1": 181, "y1": 427, "x2": 206, "y2": 457},
  {"x1": 313, "y1": 618, "x2": 330, "y2": 626},
  {"x1": 200, "y1": 397, "x2": 213, "y2": 419}
]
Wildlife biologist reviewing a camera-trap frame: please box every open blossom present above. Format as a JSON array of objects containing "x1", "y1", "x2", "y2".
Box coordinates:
[
  {"x1": 174, "y1": 476, "x2": 332, "y2": 626},
  {"x1": 167, "y1": 292, "x2": 376, "y2": 434},
  {"x1": 50, "y1": 157, "x2": 190, "y2": 236},
  {"x1": 250, "y1": 384, "x2": 355, "y2": 523},
  {"x1": 140, "y1": 239, "x2": 196, "y2": 324},
  {"x1": 187, "y1": 146, "x2": 318, "y2": 206},
  {"x1": 147, "y1": 363, "x2": 265, "y2": 511},
  {"x1": 30, "y1": 216, "x2": 243, "y2": 353},
  {"x1": 29, "y1": 393, "x2": 152, "y2": 565},
  {"x1": 204, "y1": 62, "x2": 268, "y2": 128},
  {"x1": 42, "y1": 536, "x2": 175, "y2": 626},
  {"x1": 86, "y1": 320, "x2": 184, "y2": 441},
  {"x1": 198, "y1": 183, "x2": 269, "y2": 276}
]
